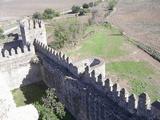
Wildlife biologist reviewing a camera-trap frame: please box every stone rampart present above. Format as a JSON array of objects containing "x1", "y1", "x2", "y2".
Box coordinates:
[
  {"x1": 20, "y1": 18, "x2": 47, "y2": 45},
  {"x1": 34, "y1": 40, "x2": 160, "y2": 120},
  {"x1": 0, "y1": 43, "x2": 41, "y2": 90}
]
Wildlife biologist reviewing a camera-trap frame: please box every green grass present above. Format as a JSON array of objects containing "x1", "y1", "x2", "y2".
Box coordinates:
[
  {"x1": 12, "y1": 81, "x2": 47, "y2": 106},
  {"x1": 63, "y1": 25, "x2": 160, "y2": 102},
  {"x1": 67, "y1": 25, "x2": 128, "y2": 59},
  {"x1": 12, "y1": 82, "x2": 75, "y2": 120},
  {"x1": 107, "y1": 61, "x2": 160, "y2": 101}
]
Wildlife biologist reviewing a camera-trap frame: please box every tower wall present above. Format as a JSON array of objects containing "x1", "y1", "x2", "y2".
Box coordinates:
[
  {"x1": 0, "y1": 44, "x2": 42, "y2": 90},
  {"x1": 20, "y1": 18, "x2": 47, "y2": 45}
]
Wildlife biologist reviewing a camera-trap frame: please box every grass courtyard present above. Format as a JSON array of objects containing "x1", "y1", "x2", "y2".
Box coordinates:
[
  {"x1": 12, "y1": 82, "x2": 75, "y2": 120},
  {"x1": 63, "y1": 25, "x2": 160, "y2": 102}
]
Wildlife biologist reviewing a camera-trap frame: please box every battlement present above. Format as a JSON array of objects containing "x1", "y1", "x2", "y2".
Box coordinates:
[
  {"x1": 0, "y1": 43, "x2": 35, "y2": 62},
  {"x1": 20, "y1": 17, "x2": 47, "y2": 45},
  {"x1": 34, "y1": 40, "x2": 105, "y2": 79},
  {"x1": 34, "y1": 40, "x2": 160, "y2": 119},
  {"x1": 1, "y1": 17, "x2": 159, "y2": 119},
  {"x1": 20, "y1": 18, "x2": 45, "y2": 30}
]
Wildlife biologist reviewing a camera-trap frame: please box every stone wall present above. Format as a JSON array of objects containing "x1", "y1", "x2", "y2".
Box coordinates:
[
  {"x1": 20, "y1": 18, "x2": 47, "y2": 45},
  {"x1": 0, "y1": 43, "x2": 42, "y2": 90},
  {"x1": 0, "y1": 74, "x2": 38, "y2": 120},
  {"x1": 34, "y1": 40, "x2": 160, "y2": 120}
]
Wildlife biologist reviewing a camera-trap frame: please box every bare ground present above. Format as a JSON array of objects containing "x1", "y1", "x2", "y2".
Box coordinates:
[
  {"x1": 0, "y1": 0, "x2": 95, "y2": 21},
  {"x1": 108, "y1": 0, "x2": 160, "y2": 52}
]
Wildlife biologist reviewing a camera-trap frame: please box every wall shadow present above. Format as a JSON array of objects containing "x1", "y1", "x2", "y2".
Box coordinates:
[{"x1": 20, "y1": 63, "x2": 47, "y2": 104}]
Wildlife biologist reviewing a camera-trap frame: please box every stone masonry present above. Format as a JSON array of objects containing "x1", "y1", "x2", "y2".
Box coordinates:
[{"x1": 0, "y1": 18, "x2": 160, "y2": 120}]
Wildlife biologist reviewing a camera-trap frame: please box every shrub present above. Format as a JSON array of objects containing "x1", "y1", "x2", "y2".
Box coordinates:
[
  {"x1": 34, "y1": 103, "x2": 59, "y2": 120},
  {"x1": 53, "y1": 24, "x2": 69, "y2": 49},
  {"x1": 43, "y1": 8, "x2": 60, "y2": 19},
  {"x1": 83, "y1": 3, "x2": 89, "y2": 9},
  {"x1": 32, "y1": 12, "x2": 43, "y2": 19},
  {"x1": 88, "y1": 2, "x2": 94, "y2": 7},
  {"x1": 0, "y1": 28, "x2": 4, "y2": 39},
  {"x1": 49, "y1": 19, "x2": 86, "y2": 49},
  {"x1": 108, "y1": 0, "x2": 117, "y2": 10},
  {"x1": 79, "y1": 9, "x2": 85, "y2": 16},
  {"x1": 83, "y1": 8, "x2": 90, "y2": 13},
  {"x1": 71, "y1": 5, "x2": 80, "y2": 13},
  {"x1": 42, "y1": 88, "x2": 66, "y2": 119},
  {"x1": 34, "y1": 88, "x2": 66, "y2": 120}
]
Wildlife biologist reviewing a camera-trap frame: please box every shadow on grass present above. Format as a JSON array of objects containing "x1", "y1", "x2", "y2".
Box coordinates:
[
  {"x1": 20, "y1": 81, "x2": 47, "y2": 104},
  {"x1": 18, "y1": 81, "x2": 75, "y2": 120}
]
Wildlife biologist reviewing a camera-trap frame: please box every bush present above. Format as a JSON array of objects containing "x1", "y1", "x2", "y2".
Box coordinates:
[
  {"x1": 34, "y1": 103, "x2": 59, "y2": 120},
  {"x1": 0, "y1": 28, "x2": 4, "y2": 39},
  {"x1": 49, "y1": 19, "x2": 86, "y2": 49},
  {"x1": 34, "y1": 88, "x2": 66, "y2": 120},
  {"x1": 82, "y1": 3, "x2": 89, "y2": 9},
  {"x1": 78, "y1": 9, "x2": 85, "y2": 16},
  {"x1": 32, "y1": 12, "x2": 43, "y2": 19},
  {"x1": 71, "y1": 5, "x2": 80, "y2": 13},
  {"x1": 43, "y1": 8, "x2": 60, "y2": 19},
  {"x1": 42, "y1": 88, "x2": 66, "y2": 119},
  {"x1": 88, "y1": 2, "x2": 94, "y2": 7},
  {"x1": 108, "y1": 0, "x2": 117, "y2": 10},
  {"x1": 83, "y1": 8, "x2": 90, "y2": 13},
  {"x1": 53, "y1": 24, "x2": 69, "y2": 49}
]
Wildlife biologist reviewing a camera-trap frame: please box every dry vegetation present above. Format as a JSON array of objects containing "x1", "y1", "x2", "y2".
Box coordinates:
[
  {"x1": 0, "y1": 0, "x2": 96, "y2": 21},
  {"x1": 108, "y1": 0, "x2": 160, "y2": 53}
]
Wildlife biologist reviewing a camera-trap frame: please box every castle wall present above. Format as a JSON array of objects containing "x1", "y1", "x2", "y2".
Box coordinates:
[
  {"x1": 34, "y1": 41, "x2": 160, "y2": 120},
  {"x1": 0, "y1": 44, "x2": 42, "y2": 90},
  {"x1": 0, "y1": 73, "x2": 39, "y2": 120},
  {"x1": 20, "y1": 18, "x2": 47, "y2": 45}
]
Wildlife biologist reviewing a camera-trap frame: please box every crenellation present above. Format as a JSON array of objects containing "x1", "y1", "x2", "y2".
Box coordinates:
[
  {"x1": 10, "y1": 48, "x2": 16, "y2": 56},
  {"x1": 91, "y1": 70, "x2": 97, "y2": 83},
  {"x1": 104, "y1": 78, "x2": 113, "y2": 93},
  {"x1": 119, "y1": 88, "x2": 129, "y2": 109},
  {"x1": 97, "y1": 74, "x2": 103, "y2": 85},
  {"x1": 16, "y1": 46, "x2": 22, "y2": 54},
  {"x1": 112, "y1": 83, "x2": 121, "y2": 103},
  {"x1": 4, "y1": 49, "x2": 10, "y2": 57},
  {"x1": 1, "y1": 18, "x2": 160, "y2": 120},
  {"x1": 33, "y1": 34, "x2": 160, "y2": 120},
  {"x1": 137, "y1": 93, "x2": 151, "y2": 117},
  {"x1": 128, "y1": 94, "x2": 137, "y2": 114}
]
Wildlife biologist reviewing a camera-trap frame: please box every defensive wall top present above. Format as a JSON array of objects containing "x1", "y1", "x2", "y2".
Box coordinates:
[{"x1": 34, "y1": 40, "x2": 160, "y2": 119}]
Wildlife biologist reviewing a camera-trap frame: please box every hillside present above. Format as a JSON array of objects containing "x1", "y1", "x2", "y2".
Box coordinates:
[
  {"x1": 108, "y1": 0, "x2": 160, "y2": 59},
  {"x1": 0, "y1": 0, "x2": 95, "y2": 21}
]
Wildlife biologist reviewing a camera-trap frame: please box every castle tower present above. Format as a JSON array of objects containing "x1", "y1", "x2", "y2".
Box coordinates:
[{"x1": 20, "y1": 17, "x2": 47, "y2": 45}]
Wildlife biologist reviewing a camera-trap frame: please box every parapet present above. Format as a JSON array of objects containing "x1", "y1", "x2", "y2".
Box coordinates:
[
  {"x1": 20, "y1": 17, "x2": 45, "y2": 30},
  {"x1": 73, "y1": 57, "x2": 105, "y2": 78},
  {"x1": 0, "y1": 43, "x2": 35, "y2": 62},
  {"x1": 34, "y1": 40, "x2": 160, "y2": 119}
]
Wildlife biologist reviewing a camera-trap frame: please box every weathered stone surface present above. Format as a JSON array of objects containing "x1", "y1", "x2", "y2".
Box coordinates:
[{"x1": 1, "y1": 18, "x2": 160, "y2": 120}]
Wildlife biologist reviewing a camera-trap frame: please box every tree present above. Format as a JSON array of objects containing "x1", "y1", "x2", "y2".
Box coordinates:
[
  {"x1": 34, "y1": 88, "x2": 66, "y2": 120},
  {"x1": 88, "y1": 2, "x2": 94, "y2": 7},
  {"x1": 42, "y1": 88, "x2": 66, "y2": 119},
  {"x1": 83, "y1": 3, "x2": 89, "y2": 9},
  {"x1": 79, "y1": 9, "x2": 85, "y2": 16},
  {"x1": 34, "y1": 102, "x2": 59, "y2": 120},
  {"x1": 32, "y1": 12, "x2": 43, "y2": 19},
  {"x1": 43, "y1": 8, "x2": 60, "y2": 19},
  {"x1": 71, "y1": 5, "x2": 80, "y2": 13}
]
